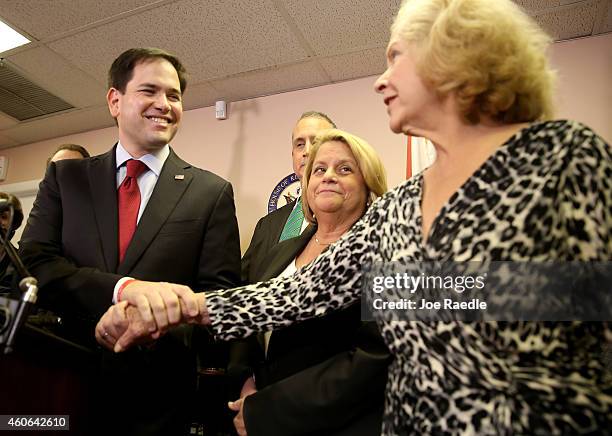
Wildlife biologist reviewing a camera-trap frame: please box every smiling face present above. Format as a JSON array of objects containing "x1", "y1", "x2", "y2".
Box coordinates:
[
  {"x1": 306, "y1": 140, "x2": 368, "y2": 221},
  {"x1": 374, "y1": 37, "x2": 440, "y2": 135},
  {"x1": 291, "y1": 117, "x2": 334, "y2": 179},
  {"x1": 107, "y1": 58, "x2": 183, "y2": 156}
]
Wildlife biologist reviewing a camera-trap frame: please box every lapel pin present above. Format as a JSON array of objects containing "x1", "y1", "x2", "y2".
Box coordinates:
[{"x1": 175, "y1": 174, "x2": 185, "y2": 180}]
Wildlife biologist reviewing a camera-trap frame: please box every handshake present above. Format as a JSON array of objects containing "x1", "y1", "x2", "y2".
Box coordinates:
[{"x1": 94, "y1": 279, "x2": 209, "y2": 352}]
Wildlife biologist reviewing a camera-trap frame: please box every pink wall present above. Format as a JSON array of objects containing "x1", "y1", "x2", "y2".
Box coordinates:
[
  {"x1": 549, "y1": 33, "x2": 611, "y2": 141},
  {"x1": 1, "y1": 34, "x2": 610, "y2": 251}
]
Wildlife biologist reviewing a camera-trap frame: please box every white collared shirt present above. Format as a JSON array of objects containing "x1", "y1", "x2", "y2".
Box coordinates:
[
  {"x1": 115, "y1": 141, "x2": 170, "y2": 223},
  {"x1": 112, "y1": 141, "x2": 170, "y2": 302}
]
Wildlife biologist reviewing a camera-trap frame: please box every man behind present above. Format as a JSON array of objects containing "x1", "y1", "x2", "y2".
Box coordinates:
[
  {"x1": 240, "y1": 111, "x2": 335, "y2": 283},
  {"x1": 47, "y1": 143, "x2": 90, "y2": 165},
  {"x1": 20, "y1": 48, "x2": 241, "y2": 435},
  {"x1": 0, "y1": 192, "x2": 23, "y2": 294}
]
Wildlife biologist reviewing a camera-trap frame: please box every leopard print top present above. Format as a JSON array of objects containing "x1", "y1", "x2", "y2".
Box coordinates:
[{"x1": 208, "y1": 120, "x2": 611, "y2": 434}]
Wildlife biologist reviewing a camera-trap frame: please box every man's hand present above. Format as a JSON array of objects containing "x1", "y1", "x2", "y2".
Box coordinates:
[
  {"x1": 112, "y1": 293, "x2": 210, "y2": 353},
  {"x1": 119, "y1": 280, "x2": 200, "y2": 332},
  {"x1": 96, "y1": 301, "x2": 162, "y2": 351},
  {"x1": 228, "y1": 377, "x2": 257, "y2": 436},
  {"x1": 96, "y1": 288, "x2": 210, "y2": 353},
  {"x1": 95, "y1": 301, "x2": 129, "y2": 350}
]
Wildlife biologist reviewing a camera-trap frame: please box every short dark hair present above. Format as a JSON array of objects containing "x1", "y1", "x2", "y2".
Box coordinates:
[
  {"x1": 108, "y1": 48, "x2": 188, "y2": 94},
  {"x1": 298, "y1": 111, "x2": 337, "y2": 128},
  {"x1": 47, "y1": 144, "x2": 90, "y2": 166},
  {"x1": 0, "y1": 192, "x2": 24, "y2": 238}
]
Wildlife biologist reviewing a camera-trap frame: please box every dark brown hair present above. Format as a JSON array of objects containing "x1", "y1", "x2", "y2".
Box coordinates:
[
  {"x1": 47, "y1": 143, "x2": 90, "y2": 166},
  {"x1": 108, "y1": 48, "x2": 188, "y2": 94},
  {"x1": 0, "y1": 192, "x2": 24, "y2": 237}
]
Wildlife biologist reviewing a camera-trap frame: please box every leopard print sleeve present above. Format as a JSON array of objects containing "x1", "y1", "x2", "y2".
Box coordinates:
[
  {"x1": 205, "y1": 191, "x2": 396, "y2": 340},
  {"x1": 557, "y1": 122, "x2": 611, "y2": 259}
]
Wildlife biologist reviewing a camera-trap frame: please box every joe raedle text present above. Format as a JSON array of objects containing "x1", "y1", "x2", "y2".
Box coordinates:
[{"x1": 371, "y1": 297, "x2": 487, "y2": 311}]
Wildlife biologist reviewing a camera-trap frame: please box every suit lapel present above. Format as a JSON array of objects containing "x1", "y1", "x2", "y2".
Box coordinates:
[
  {"x1": 255, "y1": 225, "x2": 315, "y2": 356},
  {"x1": 257, "y1": 225, "x2": 316, "y2": 281},
  {"x1": 88, "y1": 146, "x2": 119, "y2": 272},
  {"x1": 117, "y1": 149, "x2": 193, "y2": 275}
]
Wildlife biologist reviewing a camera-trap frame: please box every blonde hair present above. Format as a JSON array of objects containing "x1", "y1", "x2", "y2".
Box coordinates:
[
  {"x1": 302, "y1": 129, "x2": 388, "y2": 224},
  {"x1": 392, "y1": 0, "x2": 555, "y2": 123}
]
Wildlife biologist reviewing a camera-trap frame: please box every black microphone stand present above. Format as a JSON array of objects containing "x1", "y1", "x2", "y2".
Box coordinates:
[{"x1": 0, "y1": 205, "x2": 38, "y2": 354}]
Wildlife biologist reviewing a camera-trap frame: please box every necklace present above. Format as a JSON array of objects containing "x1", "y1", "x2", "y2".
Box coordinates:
[{"x1": 314, "y1": 235, "x2": 332, "y2": 246}]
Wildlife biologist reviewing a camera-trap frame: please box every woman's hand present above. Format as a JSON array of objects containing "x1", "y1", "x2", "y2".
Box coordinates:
[
  {"x1": 95, "y1": 292, "x2": 211, "y2": 352},
  {"x1": 228, "y1": 377, "x2": 258, "y2": 436}
]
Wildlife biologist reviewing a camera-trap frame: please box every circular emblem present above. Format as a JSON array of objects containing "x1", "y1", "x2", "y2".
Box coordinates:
[{"x1": 268, "y1": 173, "x2": 300, "y2": 213}]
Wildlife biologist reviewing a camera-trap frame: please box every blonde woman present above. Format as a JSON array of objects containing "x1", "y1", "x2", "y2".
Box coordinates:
[{"x1": 228, "y1": 129, "x2": 389, "y2": 436}]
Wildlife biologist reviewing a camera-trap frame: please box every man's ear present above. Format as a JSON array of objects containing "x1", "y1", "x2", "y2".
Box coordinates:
[{"x1": 107, "y1": 88, "x2": 121, "y2": 118}]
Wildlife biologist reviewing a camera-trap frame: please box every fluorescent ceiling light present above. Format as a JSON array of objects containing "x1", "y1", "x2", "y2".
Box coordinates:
[{"x1": 0, "y1": 20, "x2": 30, "y2": 54}]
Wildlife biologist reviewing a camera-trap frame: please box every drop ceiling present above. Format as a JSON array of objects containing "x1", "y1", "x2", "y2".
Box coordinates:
[{"x1": 0, "y1": 0, "x2": 610, "y2": 149}]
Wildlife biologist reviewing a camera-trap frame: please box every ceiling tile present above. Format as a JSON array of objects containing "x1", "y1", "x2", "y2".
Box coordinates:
[
  {"x1": 1, "y1": 106, "x2": 114, "y2": 145},
  {"x1": 0, "y1": 0, "x2": 161, "y2": 40},
  {"x1": 7, "y1": 46, "x2": 106, "y2": 108},
  {"x1": 210, "y1": 61, "x2": 329, "y2": 102},
  {"x1": 592, "y1": 0, "x2": 612, "y2": 34},
  {"x1": 514, "y1": 0, "x2": 562, "y2": 12},
  {"x1": 48, "y1": 0, "x2": 308, "y2": 84},
  {"x1": 283, "y1": 0, "x2": 396, "y2": 56},
  {"x1": 533, "y1": 0, "x2": 600, "y2": 39},
  {"x1": 319, "y1": 48, "x2": 386, "y2": 82}
]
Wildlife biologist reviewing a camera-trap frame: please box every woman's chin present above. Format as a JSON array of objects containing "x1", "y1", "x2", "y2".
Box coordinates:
[
  {"x1": 388, "y1": 118, "x2": 404, "y2": 134},
  {"x1": 313, "y1": 203, "x2": 342, "y2": 216}
]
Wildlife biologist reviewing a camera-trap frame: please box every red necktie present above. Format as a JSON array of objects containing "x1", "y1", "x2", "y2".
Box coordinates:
[{"x1": 118, "y1": 159, "x2": 148, "y2": 263}]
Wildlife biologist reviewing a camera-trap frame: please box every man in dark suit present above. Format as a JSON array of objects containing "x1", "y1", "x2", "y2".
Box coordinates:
[
  {"x1": 19, "y1": 48, "x2": 240, "y2": 435},
  {"x1": 240, "y1": 111, "x2": 335, "y2": 282}
]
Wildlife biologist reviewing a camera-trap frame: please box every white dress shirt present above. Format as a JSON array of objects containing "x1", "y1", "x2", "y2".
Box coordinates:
[{"x1": 112, "y1": 141, "x2": 170, "y2": 302}]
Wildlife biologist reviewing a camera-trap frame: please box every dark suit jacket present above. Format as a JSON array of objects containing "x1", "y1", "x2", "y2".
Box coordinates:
[
  {"x1": 20, "y1": 145, "x2": 241, "y2": 435},
  {"x1": 21, "y1": 146, "x2": 240, "y2": 321},
  {"x1": 230, "y1": 227, "x2": 391, "y2": 436},
  {"x1": 240, "y1": 200, "x2": 295, "y2": 284}
]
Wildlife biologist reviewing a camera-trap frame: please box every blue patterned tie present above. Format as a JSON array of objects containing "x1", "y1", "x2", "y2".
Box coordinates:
[{"x1": 279, "y1": 197, "x2": 304, "y2": 242}]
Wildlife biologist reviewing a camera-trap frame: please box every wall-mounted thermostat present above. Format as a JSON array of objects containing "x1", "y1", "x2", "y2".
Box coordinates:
[
  {"x1": 0, "y1": 156, "x2": 7, "y2": 181},
  {"x1": 215, "y1": 100, "x2": 228, "y2": 120}
]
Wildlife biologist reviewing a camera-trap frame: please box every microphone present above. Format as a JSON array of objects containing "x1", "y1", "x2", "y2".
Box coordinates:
[
  {"x1": 3, "y1": 277, "x2": 38, "y2": 354},
  {"x1": 0, "y1": 196, "x2": 38, "y2": 353}
]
